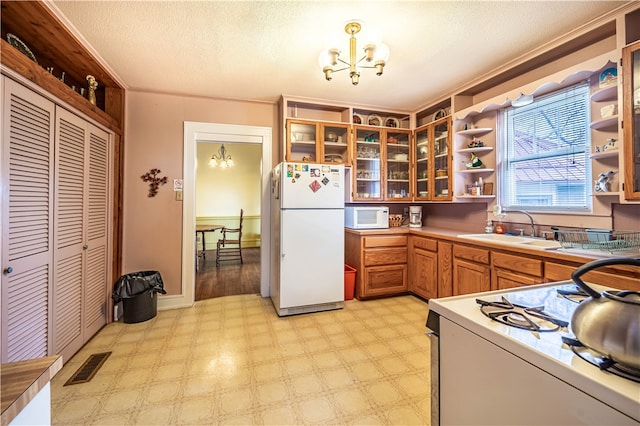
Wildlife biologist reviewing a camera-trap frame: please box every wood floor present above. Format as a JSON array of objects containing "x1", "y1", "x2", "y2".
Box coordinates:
[{"x1": 195, "y1": 247, "x2": 261, "y2": 301}]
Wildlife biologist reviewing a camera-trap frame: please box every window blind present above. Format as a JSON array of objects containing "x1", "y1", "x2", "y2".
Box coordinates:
[{"x1": 499, "y1": 83, "x2": 591, "y2": 212}]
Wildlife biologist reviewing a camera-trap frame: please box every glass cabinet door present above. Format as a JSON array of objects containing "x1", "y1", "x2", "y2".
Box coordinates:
[
  {"x1": 384, "y1": 129, "x2": 412, "y2": 200},
  {"x1": 287, "y1": 119, "x2": 319, "y2": 163},
  {"x1": 353, "y1": 127, "x2": 382, "y2": 200},
  {"x1": 321, "y1": 123, "x2": 350, "y2": 166},
  {"x1": 433, "y1": 117, "x2": 452, "y2": 199},
  {"x1": 623, "y1": 40, "x2": 640, "y2": 200},
  {"x1": 414, "y1": 125, "x2": 430, "y2": 199}
]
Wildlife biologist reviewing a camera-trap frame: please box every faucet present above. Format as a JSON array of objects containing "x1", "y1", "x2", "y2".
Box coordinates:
[{"x1": 504, "y1": 210, "x2": 535, "y2": 237}]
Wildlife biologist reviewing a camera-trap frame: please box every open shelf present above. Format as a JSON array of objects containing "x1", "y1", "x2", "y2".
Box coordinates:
[
  {"x1": 590, "y1": 150, "x2": 619, "y2": 160},
  {"x1": 456, "y1": 168, "x2": 495, "y2": 173},
  {"x1": 590, "y1": 116, "x2": 618, "y2": 131},
  {"x1": 456, "y1": 127, "x2": 493, "y2": 136},
  {"x1": 455, "y1": 194, "x2": 496, "y2": 199},
  {"x1": 456, "y1": 147, "x2": 494, "y2": 154},
  {"x1": 590, "y1": 85, "x2": 617, "y2": 102}
]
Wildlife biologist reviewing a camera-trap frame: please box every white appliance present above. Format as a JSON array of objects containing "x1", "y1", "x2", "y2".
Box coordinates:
[
  {"x1": 344, "y1": 206, "x2": 389, "y2": 229},
  {"x1": 409, "y1": 205, "x2": 422, "y2": 228},
  {"x1": 270, "y1": 162, "x2": 345, "y2": 316},
  {"x1": 426, "y1": 283, "x2": 640, "y2": 425}
]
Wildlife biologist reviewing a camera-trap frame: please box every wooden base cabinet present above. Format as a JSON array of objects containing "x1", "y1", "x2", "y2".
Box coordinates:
[
  {"x1": 409, "y1": 236, "x2": 438, "y2": 299},
  {"x1": 345, "y1": 232, "x2": 408, "y2": 299},
  {"x1": 452, "y1": 244, "x2": 490, "y2": 295}
]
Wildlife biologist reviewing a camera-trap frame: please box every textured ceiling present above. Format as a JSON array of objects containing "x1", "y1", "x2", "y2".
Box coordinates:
[{"x1": 51, "y1": 0, "x2": 625, "y2": 111}]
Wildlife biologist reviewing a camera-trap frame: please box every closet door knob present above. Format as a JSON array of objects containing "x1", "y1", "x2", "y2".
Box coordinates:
[
  {"x1": 83, "y1": 245, "x2": 89, "y2": 250},
  {"x1": 3, "y1": 267, "x2": 13, "y2": 274}
]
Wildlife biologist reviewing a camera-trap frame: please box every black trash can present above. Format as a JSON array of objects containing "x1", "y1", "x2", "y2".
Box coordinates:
[{"x1": 112, "y1": 270, "x2": 166, "y2": 323}]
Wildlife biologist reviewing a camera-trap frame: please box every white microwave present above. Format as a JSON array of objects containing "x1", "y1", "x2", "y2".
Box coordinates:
[{"x1": 345, "y1": 206, "x2": 389, "y2": 229}]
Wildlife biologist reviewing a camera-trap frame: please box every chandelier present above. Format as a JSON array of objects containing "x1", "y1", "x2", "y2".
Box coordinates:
[
  {"x1": 318, "y1": 21, "x2": 389, "y2": 85},
  {"x1": 208, "y1": 144, "x2": 234, "y2": 168}
]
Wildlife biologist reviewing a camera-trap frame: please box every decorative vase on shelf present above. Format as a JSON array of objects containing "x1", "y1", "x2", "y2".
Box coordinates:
[{"x1": 86, "y1": 75, "x2": 98, "y2": 105}]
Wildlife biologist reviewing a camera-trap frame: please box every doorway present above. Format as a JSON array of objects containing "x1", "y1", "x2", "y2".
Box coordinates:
[
  {"x1": 195, "y1": 142, "x2": 261, "y2": 300},
  {"x1": 176, "y1": 122, "x2": 271, "y2": 311}
]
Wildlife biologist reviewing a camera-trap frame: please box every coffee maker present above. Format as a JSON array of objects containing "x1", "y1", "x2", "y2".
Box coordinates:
[{"x1": 409, "y1": 206, "x2": 423, "y2": 228}]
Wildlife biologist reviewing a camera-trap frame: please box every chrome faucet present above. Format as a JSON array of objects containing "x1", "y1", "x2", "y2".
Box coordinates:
[{"x1": 505, "y1": 209, "x2": 535, "y2": 237}]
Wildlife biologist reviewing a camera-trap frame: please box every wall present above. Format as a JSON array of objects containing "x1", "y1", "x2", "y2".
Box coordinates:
[{"x1": 124, "y1": 91, "x2": 277, "y2": 295}]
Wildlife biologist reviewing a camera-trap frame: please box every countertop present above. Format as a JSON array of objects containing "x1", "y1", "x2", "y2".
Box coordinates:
[{"x1": 1, "y1": 355, "x2": 62, "y2": 426}]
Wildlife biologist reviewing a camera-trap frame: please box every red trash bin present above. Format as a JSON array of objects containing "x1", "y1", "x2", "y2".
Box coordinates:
[{"x1": 344, "y1": 265, "x2": 356, "y2": 300}]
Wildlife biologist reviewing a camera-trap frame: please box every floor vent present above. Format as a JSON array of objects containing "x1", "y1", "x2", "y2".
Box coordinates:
[{"x1": 64, "y1": 352, "x2": 112, "y2": 386}]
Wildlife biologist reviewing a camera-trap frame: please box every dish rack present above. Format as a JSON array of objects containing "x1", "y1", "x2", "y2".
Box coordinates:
[{"x1": 557, "y1": 230, "x2": 640, "y2": 252}]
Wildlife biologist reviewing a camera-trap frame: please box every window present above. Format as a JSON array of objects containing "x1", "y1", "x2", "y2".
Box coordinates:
[{"x1": 498, "y1": 83, "x2": 591, "y2": 212}]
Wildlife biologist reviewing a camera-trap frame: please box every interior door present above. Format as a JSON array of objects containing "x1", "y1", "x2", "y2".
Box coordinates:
[{"x1": 1, "y1": 78, "x2": 55, "y2": 362}]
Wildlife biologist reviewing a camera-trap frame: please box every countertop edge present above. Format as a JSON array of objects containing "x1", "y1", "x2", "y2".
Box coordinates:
[{"x1": 1, "y1": 355, "x2": 63, "y2": 426}]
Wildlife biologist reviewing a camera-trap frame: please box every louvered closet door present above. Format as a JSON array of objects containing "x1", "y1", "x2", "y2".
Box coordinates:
[
  {"x1": 53, "y1": 107, "x2": 87, "y2": 361},
  {"x1": 1, "y1": 78, "x2": 55, "y2": 363},
  {"x1": 84, "y1": 124, "x2": 110, "y2": 339}
]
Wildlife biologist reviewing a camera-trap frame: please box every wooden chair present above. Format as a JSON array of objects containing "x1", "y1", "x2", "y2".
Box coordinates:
[{"x1": 216, "y1": 209, "x2": 244, "y2": 267}]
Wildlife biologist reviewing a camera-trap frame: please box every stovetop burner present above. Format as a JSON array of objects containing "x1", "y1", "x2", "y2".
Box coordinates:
[
  {"x1": 476, "y1": 296, "x2": 569, "y2": 332},
  {"x1": 562, "y1": 336, "x2": 640, "y2": 383},
  {"x1": 556, "y1": 286, "x2": 590, "y2": 303}
]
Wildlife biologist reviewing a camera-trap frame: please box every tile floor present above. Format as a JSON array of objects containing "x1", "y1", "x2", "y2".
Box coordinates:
[{"x1": 51, "y1": 295, "x2": 431, "y2": 425}]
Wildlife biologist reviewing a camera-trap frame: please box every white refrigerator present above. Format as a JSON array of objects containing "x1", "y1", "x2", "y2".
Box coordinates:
[{"x1": 270, "y1": 162, "x2": 345, "y2": 316}]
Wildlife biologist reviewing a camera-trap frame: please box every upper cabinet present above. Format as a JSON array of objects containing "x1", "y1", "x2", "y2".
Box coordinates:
[
  {"x1": 285, "y1": 119, "x2": 352, "y2": 166},
  {"x1": 623, "y1": 40, "x2": 640, "y2": 200},
  {"x1": 281, "y1": 95, "x2": 411, "y2": 168},
  {"x1": 413, "y1": 116, "x2": 452, "y2": 201}
]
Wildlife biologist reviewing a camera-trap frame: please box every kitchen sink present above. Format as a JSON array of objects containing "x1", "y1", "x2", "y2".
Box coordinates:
[{"x1": 457, "y1": 233, "x2": 562, "y2": 250}]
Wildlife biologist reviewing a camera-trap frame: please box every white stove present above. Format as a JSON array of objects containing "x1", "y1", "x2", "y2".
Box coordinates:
[{"x1": 426, "y1": 282, "x2": 640, "y2": 425}]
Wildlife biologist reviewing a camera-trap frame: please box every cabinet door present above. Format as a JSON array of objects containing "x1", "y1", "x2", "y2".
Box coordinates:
[
  {"x1": 84, "y1": 125, "x2": 110, "y2": 339},
  {"x1": 623, "y1": 40, "x2": 640, "y2": 200},
  {"x1": 287, "y1": 119, "x2": 320, "y2": 163},
  {"x1": 53, "y1": 107, "x2": 88, "y2": 361},
  {"x1": 53, "y1": 110, "x2": 111, "y2": 362},
  {"x1": 433, "y1": 117, "x2": 452, "y2": 200},
  {"x1": 1, "y1": 78, "x2": 55, "y2": 362},
  {"x1": 353, "y1": 127, "x2": 382, "y2": 200},
  {"x1": 453, "y1": 258, "x2": 490, "y2": 295},
  {"x1": 411, "y1": 248, "x2": 438, "y2": 299},
  {"x1": 320, "y1": 123, "x2": 350, "y2": 166},
  {"x1": 414, "y1": 125, "x2": 430, "y2": 199},
  {"x1": 493, "y1": 269, "x2": 539, "y2": 290},
  {"x1": 384, "y1": 129, "x2": 412, "y2": 200}
]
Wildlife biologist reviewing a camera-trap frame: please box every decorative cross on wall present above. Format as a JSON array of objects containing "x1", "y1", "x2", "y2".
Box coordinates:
[{"x1": 140, "y1": 168, "x2": 168, "y2": 197}]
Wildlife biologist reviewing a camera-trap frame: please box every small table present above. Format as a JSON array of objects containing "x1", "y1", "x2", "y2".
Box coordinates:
[{"x1": 196, "y1": 225, "x2": 225, "y2": 258}]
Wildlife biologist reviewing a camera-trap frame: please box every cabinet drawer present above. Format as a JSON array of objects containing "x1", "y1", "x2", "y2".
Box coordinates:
[
  {"x1": 364, "y1": 235, "x2": 407, "y2": 248},
  {"x1": 493, "y1": 252, "x2": 542, "y2": 277},
  {"x1": 453, "y1": 244, "x2": 490, "y2": 264},
  {"x1": 545, "y1": 262, "x2": 640, "y2": 291},
  {"x1": 412, "y1": 236, "x2": 437, "y2": 252},
  {"x1": 364, "y1": 248, "x2": 407, "y2": 266},
  {"x1": 364, "y1": 265, "x2": 408, "y2": 296}
]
